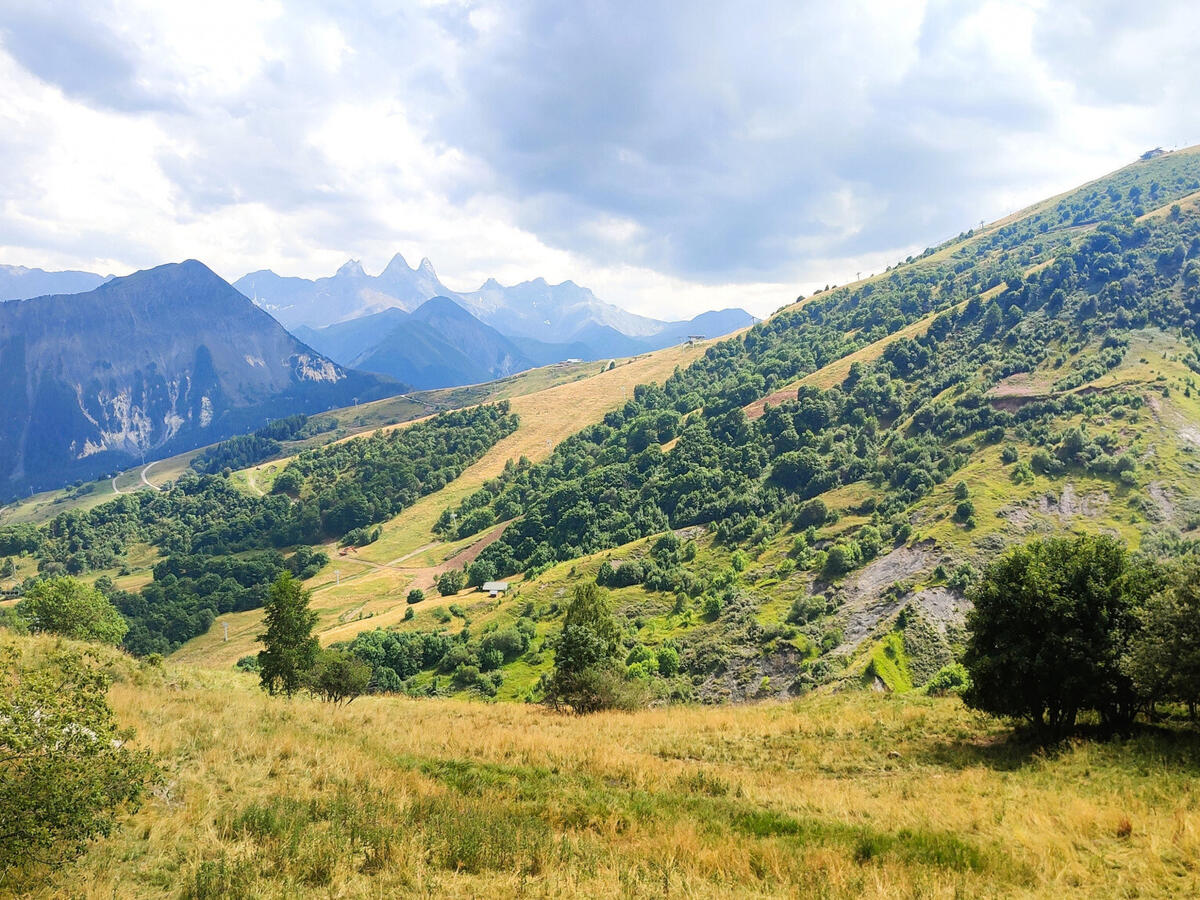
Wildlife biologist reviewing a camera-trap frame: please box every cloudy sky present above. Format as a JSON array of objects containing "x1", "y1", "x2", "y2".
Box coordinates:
[{"x1": 0, "y1": 0, "x2": 1197, "y2": 318}]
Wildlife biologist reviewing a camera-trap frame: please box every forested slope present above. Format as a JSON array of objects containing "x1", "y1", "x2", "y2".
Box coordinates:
[{"x1": 7, "y1": 148, "x2": 1200, "y2": 703}]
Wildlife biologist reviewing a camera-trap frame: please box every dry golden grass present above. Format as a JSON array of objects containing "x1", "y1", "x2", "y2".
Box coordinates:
[
  {"x1": 17, "y1": 632, "x2": 1200, "y2": 899},
  {"x1": 173, "y1": 342, "x2": 718, "y2": 670}
]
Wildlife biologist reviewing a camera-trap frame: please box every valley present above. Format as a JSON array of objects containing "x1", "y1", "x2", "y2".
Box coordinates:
[
  {"x1": 7, "y1": 144, "x2": 1200, "y2": 898},
  {"x1": 9, "y1": 7, "x2": 1200, "y2": 897}
]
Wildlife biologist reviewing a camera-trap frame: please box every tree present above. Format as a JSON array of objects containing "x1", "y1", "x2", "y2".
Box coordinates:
[
  {"x1": 406, "y1": 588, "x2": 425, "y2": 605},
  {"x1": 305, "y1": 649, "x2": 371, "y2": 706},
  {"x1": 547, "y1": 583, "x2": 623, "y2": 713},
  {"x1": 17, "y1": 577, "x2": 127, "y2": 646},
  {"x1": 962, "y1": 535, "x2": 1159, "y2": 739},
  {"x1": 436, "y1": 569, "x2": 465, "y2": 597},
  {"x1": 1124, "y1": 564, "x2": 1200, "y2": 718},
  {"x1": 0, "y1": 642, "x2": 155, "y2": 882},
  {"x1": 467, "y1": 558, "x2": 497, "y2": 588},
  {"x1": 257, "y1": 573, "x2": 319, "y2": 697}
]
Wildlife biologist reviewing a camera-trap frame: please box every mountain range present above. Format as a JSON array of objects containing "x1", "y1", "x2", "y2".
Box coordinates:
[
  {"x1": 0, "y1": 260, "x2": 397, "y2": 499},
  {"x1": 2, "y1": 252, "x2": 756, "y2": 393},
  {"x1": 0, "y1": 264, "x2": 111, "y2": 300},
  {"x1": 235, "y1": 254, "x2": 756, "y2": 353}
]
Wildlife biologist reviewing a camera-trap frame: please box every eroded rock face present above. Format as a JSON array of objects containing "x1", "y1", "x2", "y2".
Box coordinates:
[{"x1": 0, "y1": 260, "x2": 396, "y2": 498}]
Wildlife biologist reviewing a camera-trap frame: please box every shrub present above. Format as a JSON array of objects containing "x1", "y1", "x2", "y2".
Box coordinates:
[
  {"x1": 793, "y1": 498, "x2": 829, "y2": 528},
  {"x1": 0, "y1": 642, "x2": 156, "y2": 881},
  {"x1": 786, "y1": 595, "x2": 825, "y2": 625},
  {"x1": 925, "y1": 663, "x2": 969, "y2": 695},
  {"x1": 437, "y1": 569, "x2": 466, "y2": 597},
  {"x1": 305, "y1": 649, "x2": 371, "y2": 706},
  {"x1": 407, "y1": 588, "x2": 425, "y2": 604},
  {"x1": 17, "y1": 577, "x2": 127, "y2": 646},
  {"x1": 656, "y1": 645, "x2": 680, "y2": 676}
]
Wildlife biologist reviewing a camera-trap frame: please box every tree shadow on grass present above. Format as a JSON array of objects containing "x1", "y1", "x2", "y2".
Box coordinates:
[{"x1": 913, "y1": 719, "x2": 1200, "y2": 772}]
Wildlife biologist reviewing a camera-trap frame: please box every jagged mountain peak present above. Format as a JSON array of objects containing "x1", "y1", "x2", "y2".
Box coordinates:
[{"x1": 336, "y1": 259, "x2": 366, "y2": 278}]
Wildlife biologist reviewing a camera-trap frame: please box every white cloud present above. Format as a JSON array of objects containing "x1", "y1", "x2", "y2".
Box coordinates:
[{"x1": 0, "y1": 0, "x2": 1197, "y2": 319}]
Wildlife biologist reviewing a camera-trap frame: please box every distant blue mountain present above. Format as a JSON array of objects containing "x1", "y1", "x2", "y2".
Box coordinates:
[
  {"x1": 0, "y1": 264, "x2": 110, "y2": 300},
  {"x1": 298, "y1": 297, "x2": 536, "y2": 390},
  {"x1": 238, "y1": 253, "x2": 757, "y2": 371}
]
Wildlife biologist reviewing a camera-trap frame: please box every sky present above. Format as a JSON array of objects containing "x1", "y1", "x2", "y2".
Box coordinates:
[{"x1": 0, "y1": 0, "x2": 1197, "y2": 320}]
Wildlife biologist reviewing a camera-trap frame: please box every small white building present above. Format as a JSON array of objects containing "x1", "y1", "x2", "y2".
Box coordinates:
[{"x1": 482, "y1": 581, "x2": 509, "y2": 598}]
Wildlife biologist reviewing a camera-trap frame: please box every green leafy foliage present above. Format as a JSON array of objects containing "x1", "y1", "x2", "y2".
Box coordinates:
[
  {"x1": 190, "y1": 414, "x2": 333, "y2": 474},
  {"x1": 547, "y1": 583, "x2": 626, "y2": 713},
  {"x1": 304, "y1": 649, "x2": 371, "y2": 706},
  {"x1": 17, "y1": 577, "x2": 127, "y2": 646},
  {"x1": 963, "y1": 535, "x2": 1164, "y2": 738},
  {"x1": 0, "y1": 640, "x2": 156, "y2": 885},
  {"x1": 257, "y1": 574, "x2": 319, "y2": 698},
  {"x1": 1124, "y1": 561, "x2": 1200, "y2": 715},
  {"x1": 437, "y1": 569, "x2": 466, "y2": 596}
]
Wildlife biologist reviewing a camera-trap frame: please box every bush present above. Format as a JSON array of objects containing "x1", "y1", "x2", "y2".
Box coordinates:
[
  {"x1": 466, "y1": 559, "x2": 497, "y2": 588},
  {"x1": 437, "y1": 569, "x2": 466, "y2": 597},
  {"x1": 656, "y1": 645, "x2": 680, "y2": 676},
  {"x1": 786, "y1": 595, "x2": 825, "y2": 625},
  {"x1": 0, "y1": 641, "x2": 156, "y2": 882},
  {"x1": 793, "y1": 498, "x2": 829, "y2": 528},
  {"x1": 17, "y1": 577, "x2": 127, "y2": 646},
  {"x1": 407, "y1": 588, "x2": 425, "y2": 604},
  {"x1": 305, "y1": 649, "x2": 371, "y2": 706},
  {"x1": 702, "y1": 593, "x2": 723, "y2": 619},
  {"x1": 925, "y1": 663, "x2": 969, "y2": 696},
  {"x1": 822, "y1": 543, "x2": 859, "y2": 578}
]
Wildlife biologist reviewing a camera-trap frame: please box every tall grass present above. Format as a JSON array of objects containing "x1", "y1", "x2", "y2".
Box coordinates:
[{"x1": 14, "y1": 633, "x2": 1200, "y2": 897}]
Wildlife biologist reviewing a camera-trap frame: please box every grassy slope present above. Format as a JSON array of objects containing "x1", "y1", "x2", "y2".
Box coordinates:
[
  {"x1": 170, "y1": 341, "x2": 720, "y2": 669},
  {"x1": 12, "y1": 631, "x2": 1200, "y2": 899}
]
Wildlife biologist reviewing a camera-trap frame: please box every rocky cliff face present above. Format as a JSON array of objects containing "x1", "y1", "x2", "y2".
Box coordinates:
[{"x1": 0, "y1": 260, "x2": 398, "y2": 498}]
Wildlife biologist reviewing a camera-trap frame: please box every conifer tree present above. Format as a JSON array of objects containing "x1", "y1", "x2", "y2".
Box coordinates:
[{"x1": 257, "y1": 573, "x2": 318, "y2": 697}]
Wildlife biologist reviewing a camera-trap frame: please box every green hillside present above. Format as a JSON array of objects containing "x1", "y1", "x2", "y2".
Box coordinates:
[{"x1": 6, "y1": 148, "x2": 1200, "y2": 704}]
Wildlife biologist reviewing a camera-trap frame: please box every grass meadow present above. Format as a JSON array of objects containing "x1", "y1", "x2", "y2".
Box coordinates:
[{"x1": 13, "y1": 631, "x2": 1200, "y2": 899}]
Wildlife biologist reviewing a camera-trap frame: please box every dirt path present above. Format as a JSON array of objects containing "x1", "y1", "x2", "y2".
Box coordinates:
[
  {"x1": 111, "y1": 476, "x2": 122, "y2": 495},
  {"x1": 245, "y1": 470, "x2": 266, "y2": 496},
  {"x1": 386, "y1": 542, "x2": 438, "y2": 566},
  {"x1": 140, "y1": 460, "x2": 162, "y2": 491}
]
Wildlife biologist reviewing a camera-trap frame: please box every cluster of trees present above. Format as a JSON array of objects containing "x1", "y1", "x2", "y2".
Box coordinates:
[
  {"x1": 1, "y1": 403, "x2": 517, "y2": 580},
  {"x1": 255, "y1": 573, "x2": 370, "y2": 705},
  {"x1": 596, "y1": 532, "x2": 705, "y2": 595},
  {"x1": 190, "y1": 413, "x2": 334, "y2": 474},
  {"x1": 964, "y1": 534, "x2": 1200, "y2": 739},
  {"x1": 0, "y1": 404, "x2": 518, "y2": 654},
  {"x1": 342, "y1": 614, "x2": 537, "y2": 698},
  {"x1": 115, "y1": 547, "x2": 327, "y2": 655}
]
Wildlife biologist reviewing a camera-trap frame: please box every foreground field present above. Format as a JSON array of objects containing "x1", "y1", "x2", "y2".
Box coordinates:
[{"x1": 23, "y1": 641, "x2": 1200, "y2": 898}]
